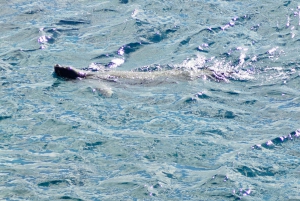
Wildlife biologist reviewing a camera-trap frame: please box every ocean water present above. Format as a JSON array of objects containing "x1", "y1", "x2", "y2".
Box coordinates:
[{"x1": 1, "y1": 0, "x2": 300, "y2": 200}]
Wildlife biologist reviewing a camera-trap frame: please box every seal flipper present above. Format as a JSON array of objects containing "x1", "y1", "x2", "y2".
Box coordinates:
[
  {"x1": 95, "y1": 83, "x2": 113, "y2": 97},
  {"x1": 87, "y1": 80, "x2": 113, "y2": 97}
]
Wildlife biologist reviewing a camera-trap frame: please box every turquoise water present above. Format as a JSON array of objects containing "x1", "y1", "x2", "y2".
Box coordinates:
[{"x1": 1, "y1": 0, "x2": 300, "y2": 200}]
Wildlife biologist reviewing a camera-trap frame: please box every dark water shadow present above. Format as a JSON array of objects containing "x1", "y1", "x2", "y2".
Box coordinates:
[
  {"x1": 56, "y1": 19, "x2": 91, "y2": 26},
  {"x1": 59, "y1": 196, "x2": 83, "y2": 201},
  {"x1": 119, "y1": 0, "x2": 129, "y2": 4}
]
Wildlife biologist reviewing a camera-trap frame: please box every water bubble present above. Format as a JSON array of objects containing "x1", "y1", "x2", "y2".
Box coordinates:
[{"x1": 38, "y1": 35, "x2": 48, "y2": 43}]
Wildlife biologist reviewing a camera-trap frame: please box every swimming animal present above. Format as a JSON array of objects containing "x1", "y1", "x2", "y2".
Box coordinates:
[{"x1": 54, "y1": 64, "x2": 230, "y2": 97}]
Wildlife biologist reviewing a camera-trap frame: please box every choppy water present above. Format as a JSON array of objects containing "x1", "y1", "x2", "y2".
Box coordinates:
[{"x1": 1, "y1": 0, "x2": 300, "y2": 200}]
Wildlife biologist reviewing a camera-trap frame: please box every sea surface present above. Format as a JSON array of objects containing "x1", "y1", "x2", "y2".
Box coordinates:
[{"x1": 1, "y1": 0, "x2": 300, "y2": 200}]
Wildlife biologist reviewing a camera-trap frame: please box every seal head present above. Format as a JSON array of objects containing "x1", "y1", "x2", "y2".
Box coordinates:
[{"x1": 54, "y1": 64, "x2": 86, "y2": 79}]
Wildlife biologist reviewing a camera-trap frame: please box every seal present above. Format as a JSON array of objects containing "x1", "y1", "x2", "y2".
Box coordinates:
[
  {"x1": 53, "y1": 64, "x2": 231, "y2": 97},
  {"x1": 54, "y1": 64, "x2": 228, "y2": 81}
]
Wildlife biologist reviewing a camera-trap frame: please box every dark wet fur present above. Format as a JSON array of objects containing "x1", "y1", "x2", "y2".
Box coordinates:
[{"x1": 54, "y1": 64, "x2": 86, "y2": 79}]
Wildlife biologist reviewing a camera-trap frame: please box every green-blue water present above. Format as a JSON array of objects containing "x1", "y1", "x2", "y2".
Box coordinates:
[{"x1": 1, "y1": 0, "x2": 300, "y2": 200}]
